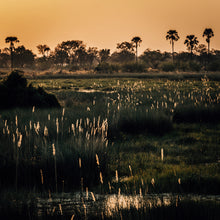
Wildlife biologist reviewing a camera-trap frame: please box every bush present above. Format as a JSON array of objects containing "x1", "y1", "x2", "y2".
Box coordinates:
[
  {"x1": 161, "y1": 62, "x2": 175, "y2": 72},
  {"x1": 173, "y1": 104, "x2": 220, "y2": 123},
  {"x1": 95, "y1": 62, "x2": 119, "y2": 73},
  {"x1": 0, "y1": 71, "x2": 61, "y2": 109},
  {"x1": 189, "y1": 61, "x2": 201, "y2": 72},
  {"x1": 69, "y1": 64, "x2": 80, "y2": 72},
  {"x1": 109, "y1": 110, "x2": 173, "y2": 137},
  {"x1": 121, "y1": 62, "x2": 147, "y2": 73},
  {"x1": 208, "y1": 61, "x2": 220, "y2": 71}
]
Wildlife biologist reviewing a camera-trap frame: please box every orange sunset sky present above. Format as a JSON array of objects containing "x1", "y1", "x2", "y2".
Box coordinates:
[{"x1": 0, "y1": 0, "x2": 219, "y2": 55}]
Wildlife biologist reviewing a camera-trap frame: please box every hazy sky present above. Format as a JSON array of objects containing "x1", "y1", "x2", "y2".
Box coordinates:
[{"x1": 0, "y1": 0, "x2": 219, "y2": 55}]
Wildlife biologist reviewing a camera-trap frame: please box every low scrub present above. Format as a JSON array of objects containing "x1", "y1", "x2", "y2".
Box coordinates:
[
  {"x1": 121, "y1": 62, "x2": 147, "y2": 73},
  {"x1": 160, "y1": 62, "x2": 176, "y2": 72},
  {"x1": 0, "y1": 70, "x2": 60, "y2": 109},
  {"x1": 109, "y1": 110, "x2": 173, "y2": 137},
  {"x1": 173, "y1": 104, "x2": 220, "y2": 123},
  {"x1": 94, "y1": 62, "x2": 119, "y2": 73}
]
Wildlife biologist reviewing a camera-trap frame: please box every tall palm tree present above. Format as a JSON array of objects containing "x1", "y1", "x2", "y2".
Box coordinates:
[
  {"x1": 166, "y1": 30, "x2": 179, "y2": 62},
  {"x1": 131, "y1": 36, "x2": 142, "y2": 63},
  {"x1": 184, "y1": 35, "x2": 199, "y2": 58},
  {"x1": 5, "y1": 36, "x2": 19, "y2": 69},
  {"x1": 202, "y1": 28, "x2": 214, "y2": 55}
]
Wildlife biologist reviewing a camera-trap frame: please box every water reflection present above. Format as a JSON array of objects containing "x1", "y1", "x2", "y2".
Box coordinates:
[{"x1": 35, "y1": 192, "x2": 220, "y2": 217}]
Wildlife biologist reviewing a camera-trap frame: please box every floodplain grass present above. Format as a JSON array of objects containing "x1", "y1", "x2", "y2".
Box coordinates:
[{"x1": 0, "y1": 74, "x2": 220, "y2": 218}]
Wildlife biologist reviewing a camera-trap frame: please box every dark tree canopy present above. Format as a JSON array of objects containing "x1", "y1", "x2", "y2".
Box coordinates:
[{"x1": 184, "y1": 35, "x2": 199, "y2": 56}]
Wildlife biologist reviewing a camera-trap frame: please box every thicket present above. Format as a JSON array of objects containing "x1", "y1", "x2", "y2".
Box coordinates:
[{"x1": 0, "y1": 71, "x2": 60, "y2": 109}]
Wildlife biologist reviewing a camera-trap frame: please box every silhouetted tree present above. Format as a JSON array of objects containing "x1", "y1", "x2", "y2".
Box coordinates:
[
  {"x1": 54, "y1": 50, "x2": 69, "y2": 68},
  {"x1": 111, "y1": 41, "x2": 135, "y2": 63},
  {"x1": 131, "y1": 36, "x2": 142, "y2": 63},
  {"x1": 99, "y1": 49, "x2": 110, "y2": 63},
  {"x1": 87, "y1": 47, "x2": 99, "y2": 68},
  {"x1": 56, "y1": 40, "x2": 85, "y2": 64},
  {"x1": 184, "y1": 35, "x2": 199, "y2": 58},
  {"x1": 37, "y1": 44, "x2": 50, "y2": 57},
  {"x1": 203, "y1": 28, "x2": 214, "y2": 55},
  {"x1": 166, "y1": 30, "x2": 179, "y2": 62},
  {"x1": 5, "y1": 36, "x2": 19, "y2": 69},
  {"x1": 44, "y1": 47, "x2": 50, "y2": 57},
  {"x1": 117, "y1": 41, "x2": 134, "y2": 52},
  {"x1": 13, "y1": 46, "x2": 35, "y2": 68}
]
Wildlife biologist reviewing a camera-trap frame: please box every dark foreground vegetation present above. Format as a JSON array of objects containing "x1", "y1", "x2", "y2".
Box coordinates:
[
  {"x1": 0, "y1": 71, "x2": 60, "y2": 109},
  {"x1": 0, "y1": 74, "x2": 219, "y2": 219}
]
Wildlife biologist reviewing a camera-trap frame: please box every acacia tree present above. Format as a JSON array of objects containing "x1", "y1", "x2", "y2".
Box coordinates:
[
  {"x1": 203, "y1": 28, "x2": 214, "y2": 55},
  {"x1": 131, "y1": 36, "x2": 142, "y2": 63},
  {"x1": 166, "y1": 30, "x2": 179, "y2": 62},
  {"x1": 184, "y1": 35, "x2": 199, "y2": 58},
  {"x1": 5, "y1": 36, "x2": 19, "y2": 69}
]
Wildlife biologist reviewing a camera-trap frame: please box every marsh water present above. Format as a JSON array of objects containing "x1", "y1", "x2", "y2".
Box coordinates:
[{"x1": 6, "y1": 192, "x2": 219, "y2": 219}]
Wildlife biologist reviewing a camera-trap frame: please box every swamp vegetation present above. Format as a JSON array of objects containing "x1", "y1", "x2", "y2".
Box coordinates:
[{"x1": 0, "y1": 73, "x2": 219, "y2": 219}]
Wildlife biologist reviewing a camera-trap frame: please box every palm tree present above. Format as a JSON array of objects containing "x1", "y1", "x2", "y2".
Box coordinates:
[
  {"x1": 131, "y1": 36, "x2": 142, "y2": 63},
  {"x1": 184, "y1": 35, "x2": 199, "y2": 58},
  {"x1": 5, "y1": 36, "x2": 19, "y2": 69},
  {"x1": 203, "y1": 28, "x2": 214, "y2": 55},
  {"x1": 166, "y1": 30, "x2": 179, "y2": 62}
]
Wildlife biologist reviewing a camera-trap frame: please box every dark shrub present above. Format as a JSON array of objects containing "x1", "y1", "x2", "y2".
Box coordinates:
[
  {"x1": 109, "y1": 110, "x2": 173, "y2": 138},
  {"x1": 189, "y1": 61, "x2": 201, "y2": 72},
  {"x1": 208, "y1": 61, "x2": 220, "y2": 71},
  {"x1": 3, "y1": 70, "x2": 27, "y2": 88},
  {"x1": 161, "y1": 62, "x2": 175, "y2": 72},
  {"x1": 173, "y1": 104, "x2": 220, "y2": 123},
  {"x1": 95, "y1": 62, "x2": 119, "y2": 73},
  {"x1": 121, "y1": 63, "x2": 147, "y2": 73},
  {"x1": 0, "y1": 70, "x2": 60, "y2": 109}
]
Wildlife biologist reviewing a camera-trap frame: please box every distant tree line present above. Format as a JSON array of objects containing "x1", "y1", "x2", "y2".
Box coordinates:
[{"x1": 0, "y1": 28, "x2": 219, "y2": 73}]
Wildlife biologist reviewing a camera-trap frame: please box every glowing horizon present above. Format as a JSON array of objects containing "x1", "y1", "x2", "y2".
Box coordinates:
[{"x1": 0, "y1": 0, "x2": 219, "y2": 55}]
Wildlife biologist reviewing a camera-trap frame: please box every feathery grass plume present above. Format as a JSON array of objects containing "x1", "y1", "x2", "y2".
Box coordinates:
[
  {"x1": 48, "y1": 114, "x2": 50, "y2": 121},
  {"x1": 178, "y1": 178, "x2": 181, "y2": 184},
  {"x1": 59, "y1": 204, "x2": 63, "y2": 215},
  {"x1": 52, "y1": 143, "x2": 58, "y2": 192},
  {"x1": 56, "y1": 118, "x2": 59, "y2": 134},
  {"x1": 15, "y1": 115, "x2": 18, "y2": 127},
  {"x1": 86, "y1": 187, "x2": 89, "y2": 200},
  {"x1": 151, "y1": 178, "x2": 155, "y2": 186},
  {"x1": 52, "y1": 143, "x2": 56, "y2": 156},
  {"x1": 161, "y1": 148, "x2": 164, "y2": 161},
  {"x1": 139, "y1": 188, "x2": 142, "y2": 197},
  {"x1": 96, "y1": 154, "x2": 100, "y2": 166},
  {"x1": 100, "y1": 172, "x2": 103, "y2": 184},
  {"x1": 91, "y1": 192, "x2": 96, "y2": 201},
  {"x1": 62, "y1": 108, "x2": 65, "y2": 117},
  {"x1": 115, "y1": 170, "x2": 119, "y2": 183},
  {"x1": 32, "y1": 106, "x2": 35, "y2": 113},
  {"x1": 70, "y1": 214, "x2": 75, "y2": 220},
  {"x1": 129, "y1": 165, "x2": 133, "y2": 176},
  {"x1": 44, "y1": 126, "x2": 48, "y2": 136},
  {"x1": 17, "y1": 134, "x2": 22, "y2": 148},
  {"x1": 79, "y1": 157, "x2": 82, "y2": 168},
  {"x1": 118, "y1": 188, "x2": 121, "y2": 196},
  {"x1": 40, "y1": 169, "x2": 44, "y2": 184}
]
